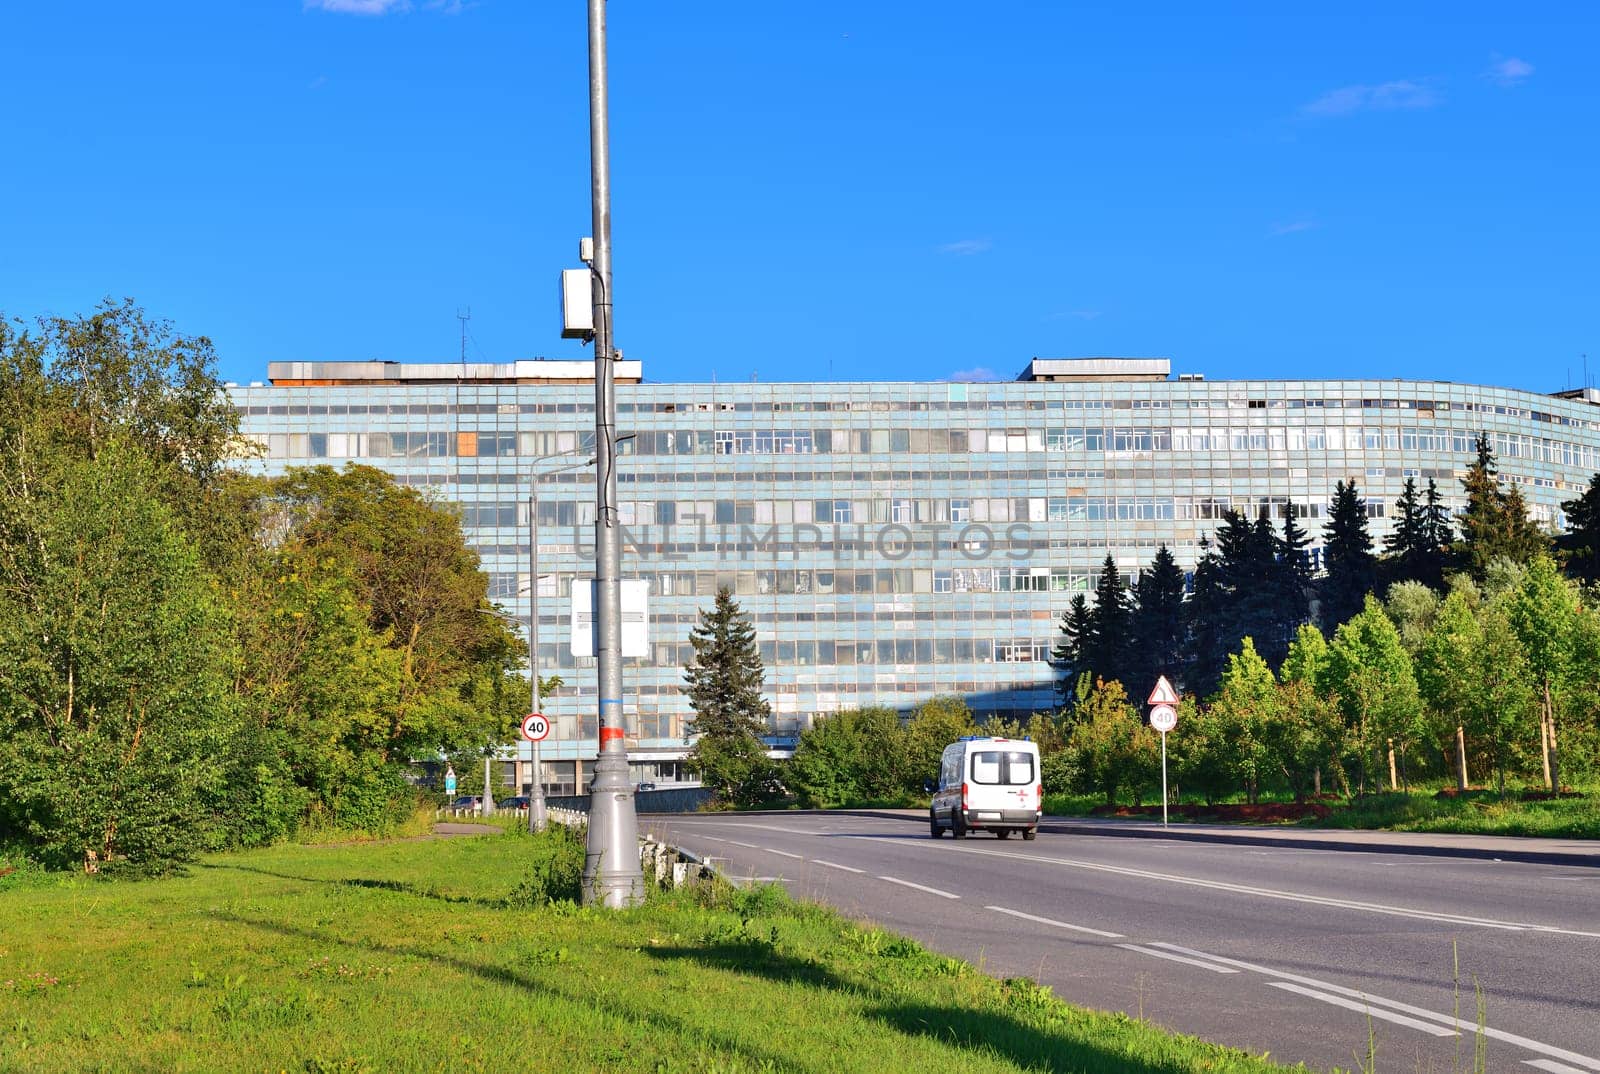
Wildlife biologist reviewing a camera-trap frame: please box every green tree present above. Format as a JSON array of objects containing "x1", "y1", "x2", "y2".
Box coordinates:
[
  {"x1": 1382, "y1": 478, "x2": 1442, "y2": 589},
  {"x1": 903, "y1": 696, "x2": 977, "y2": 791},
  {"x1": 1506, "y1": 555, "x2": 1579, "y2": 792},
  {"x1": 682, "y1": 587, "x2": 777, "y2": 806},
  {"x1": 1207, "y1": 639, "x2": 1278, "y2": 803},
  {"x1": 1065, "y1": 679, "x2": 1158, "y2": 805},
  {"x1": 0, "y1": 439, "x2": 237, "y2": 873},
  {"x1": 1558, "y1": 472, "x2": 1600, "y2": 584},
  {"x1": 1384, "y1": 580, "x2": 1441, "y2": 655},
  {"x1": 1320, "y1": 480, "x2": 1377, "y2": 631},
  {"x1": 1051, "y1": 595, "x2": 1094, "y2": 708},
  {"x1": 1415, "y1": 591, "x2": 1533, "y2": 795},
  {"x1": 1082, "y1": 555, "x2": 1134, "y2": 688},
  {"x1": 1459, "y1": 434, "x2": 1548, "y2": 578},
  {"x1": 1128, "y1": 545, "x2": 1187, "y2": 696},
  {"x1": 1321, "y1": 596, "x2": 1424, "y2": 795},
  {"x1": 786, "y1": 706, "x2": 908, "y2": 808},
  {"x1": 240, "y1": 465, "x2": 523, "y2": 764}
]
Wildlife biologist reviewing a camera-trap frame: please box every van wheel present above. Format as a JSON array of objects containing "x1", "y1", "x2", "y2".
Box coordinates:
[
  {"x1": 1022, "y1": 828, "x2": 1037, "y2": 841},
  {"x1": 995, "y1": 829, "x2": 1011, "y2": 839},
  {"x1": 929, "y1": 812, "x2": 944, "y2": 838},
  {"x1": 952, "y1": 812, "x2": 969, "y2": 839}
]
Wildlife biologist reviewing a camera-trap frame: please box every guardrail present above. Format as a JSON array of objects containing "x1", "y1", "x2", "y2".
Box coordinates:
[{"x1": 433, "y1": 800, "x2": 714, "y2": 890}]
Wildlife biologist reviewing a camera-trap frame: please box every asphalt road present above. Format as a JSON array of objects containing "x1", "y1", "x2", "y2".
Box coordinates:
[{"x1": 642, "y1": 811, "x2": 1600, "y2": 1074}]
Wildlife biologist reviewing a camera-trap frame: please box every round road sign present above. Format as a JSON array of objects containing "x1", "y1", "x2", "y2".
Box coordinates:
[
  {"x1": 1149, "y1": 704, "x2": 1177, "y2": 733},
  {"x1": 520, "y1": 712, "x2": 550, "y2": 742}
]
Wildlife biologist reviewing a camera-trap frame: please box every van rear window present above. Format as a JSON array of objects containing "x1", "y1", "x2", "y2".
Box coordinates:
[{"x1": 971, "y1": 751, "x2": 1035, "y2": 786}]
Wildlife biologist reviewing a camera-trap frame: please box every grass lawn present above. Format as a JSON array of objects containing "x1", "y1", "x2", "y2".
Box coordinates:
[
  {"x1": 0, "y1": 827, "x2": 1312, "y2": 1074},
  {"x1": 1305, "y1": 788, "x2": 1600, "y2": 839}
]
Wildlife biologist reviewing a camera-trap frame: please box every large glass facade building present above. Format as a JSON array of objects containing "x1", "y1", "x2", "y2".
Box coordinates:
[{"x1": 232, "y1": 358, "x2": 1600, "y2": 792}]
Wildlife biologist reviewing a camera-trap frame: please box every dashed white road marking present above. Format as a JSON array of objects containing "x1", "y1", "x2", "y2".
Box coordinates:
[
  {"x1": 878, "y1": 876, "x2": 959, "y2": 899},
  {"x1": 985, "y1": 905, "x2": 1123, "y2": 938},
  {"x1": 1116, "y1": 943, "x2": 1239, "y2": 974},
  {"x1": 1151, "y1": 943, "x2": 1600, "y2": 1073},
  {"x1": 1266, "y1": 982, "x2": 1455, "y2": 1037},
  {"x1": 1525, "y1": 1060, "x2": 1596, "y2": 1073},
  {"x1": 810, "y1": 859, "x2": 865, "y2": 874},
  {"x1": 725, "y1": 839, "x2": 759, "y2": 849},
  {"x1": 763, "y1": 847, "x2": 804, "y2": 859}
]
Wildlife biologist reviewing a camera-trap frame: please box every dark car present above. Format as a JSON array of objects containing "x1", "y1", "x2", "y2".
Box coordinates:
[
  {"x1": 635, "y1": 782, "x2": 657, "y2": 793},
  {"x1": 448, "y1": 795, "x2": 482, "y2": 812},
  {"x1": 500, "y1": 796, "x2": 531, "y2": 810}
]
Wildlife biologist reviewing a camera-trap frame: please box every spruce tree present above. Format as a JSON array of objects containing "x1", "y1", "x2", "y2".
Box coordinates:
[
  {"x1": 682, "y1": 587, "x2": 776, "y2": 805},
  {"x1": 1052, "y1": 594, "x2": 1094, "y2": 707},
  {"x1": 1459, "y1": 433, "x2": 1548, "y2": 577},
  {"x1": 1128, "y1": 544, "x2": 1187, "y2": 696},
  {"x1": 1183, "y1": 539, "x2": 1231, "y2": 698},
  {"x1": 1271, "y1": 506, "x2": 1315, "y2": 663},
  {"x1": 1382, "y1": 478, "x2": 1429, "y2": 587},
  {"x1": 1559, "y1": 472, "x2": 1600, "y2": 583},
  {"x1": 1422, "y1": 478, "x2": 1454, "y2": 587},
  {"x1": 1320, "y1": 480, "x2": 1376, "y2": 631},
  {"x1": 1083, "y1": 555, "x2": 1134, "y2": 688}
]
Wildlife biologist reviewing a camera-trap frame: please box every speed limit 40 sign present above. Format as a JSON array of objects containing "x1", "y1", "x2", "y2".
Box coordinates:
[{"x1": 520, "y1": 712, "x2": 550, "y2": 742}]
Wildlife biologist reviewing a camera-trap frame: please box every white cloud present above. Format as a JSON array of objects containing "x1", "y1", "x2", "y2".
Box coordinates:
[
  {"x1": 938, "y1": 238, "x2": 992, "y2": 256},
  {"x1": 304, "y1": 0, "x2": 411, "y2": 14},
  {"x1": 947, "y1": 367, "x2": 1000, "y2": 383},
  {"x1": 1270, "y1": 220, "x2": 1317, "y2": 237},
  {"x1": 1302, "y1": 79, "x2": 1440, "y2": 118},
  {"x1": 1486, "y1": 56, "x2": 1534, "y2": 87}
]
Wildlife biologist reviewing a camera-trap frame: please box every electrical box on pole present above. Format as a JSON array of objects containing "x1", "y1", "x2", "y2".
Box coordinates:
[{"x1": 561, "y1": 269, "x2": 594, "y2": 339}]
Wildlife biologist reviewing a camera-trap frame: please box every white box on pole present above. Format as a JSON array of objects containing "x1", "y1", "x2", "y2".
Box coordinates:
[{"x1": 571, "y1": 578, "x2": 648, "y2": 658}]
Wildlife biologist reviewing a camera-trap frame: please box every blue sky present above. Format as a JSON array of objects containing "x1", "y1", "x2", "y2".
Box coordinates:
[{"x1": 2, "y1": 2, "x2": 1595, "y2": 390}]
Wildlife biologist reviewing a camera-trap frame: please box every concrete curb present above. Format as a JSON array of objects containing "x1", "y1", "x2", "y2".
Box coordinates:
[{"x1": 1039, "y1": 820, "x2": 1600, "y2": 868}]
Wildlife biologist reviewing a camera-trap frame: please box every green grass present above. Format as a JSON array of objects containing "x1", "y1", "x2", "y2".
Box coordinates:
[
  {"x1": 0, "y1": 827, "x2": 1313, "y2": 1073},
  {"x1": 1305, "y1": 788, "x2": 1600, "y2": 839}
]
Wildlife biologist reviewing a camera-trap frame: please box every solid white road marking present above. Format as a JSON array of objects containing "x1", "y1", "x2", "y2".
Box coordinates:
[
  {"x1": 985, "y1": 905, "x2": 1124, "y2": 938},
  {"x1": 869, "y1": 837, "x2": 1600, "y2": 937},
  {"x1": 1151, "y1": 943, "x2": 1600, "y2": 1073},
  {"x1": 811, "y1": 859, "x2": 865, "y2": 874},
  {"x1": 1116, "y1": 943, "x2": 1240, "y2": 974},
  {"x1": 1525, "y1": 1061, "x2": 1596, "y2": 1073},
  {"x1": 878, "y1": 876, "x2": 959, "y2": 899},
  {"x1": 763, "y1": 847, "x2": 804, "y2": 859},
  {"x1": 1266, "y1": 982, "x2": 1455, "y2": 1037}
]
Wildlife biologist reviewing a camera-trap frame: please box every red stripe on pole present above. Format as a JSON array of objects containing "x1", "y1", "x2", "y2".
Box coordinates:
[{"x1": 600, "y1": 726, "x2": 624, "y2": 743}]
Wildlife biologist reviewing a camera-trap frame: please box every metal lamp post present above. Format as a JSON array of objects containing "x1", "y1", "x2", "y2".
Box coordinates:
[{"x1": 580, "y1": 0, "x2": 645, "y2": 908}]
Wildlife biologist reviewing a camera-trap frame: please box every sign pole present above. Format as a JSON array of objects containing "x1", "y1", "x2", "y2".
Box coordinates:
[
  {"x1": 1147, "y1": 676, "x2": 1179, "y2": 831},
  {"x1": 1160, "y1": 731, "x2": 1168, "y2": 828}
]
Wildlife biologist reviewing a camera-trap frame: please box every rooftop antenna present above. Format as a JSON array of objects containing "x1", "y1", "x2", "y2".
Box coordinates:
[{"x1": 457, "y1": 307, "x2": 471, "y2": 371}]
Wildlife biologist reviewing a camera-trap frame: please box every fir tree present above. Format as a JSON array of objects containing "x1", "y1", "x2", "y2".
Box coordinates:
[
  {"x1": 1182, "y1": 538, "x2": 1231, "y2": 698},
  {"x1": 1271, "y1": 506, "x2": 1315, "y2": 662},
  {"x1": 1320, "y1": 480, "x2": 1376, "y2": 631},
  {"x1": 1382, "y1": 478, "x2": 1433, "y2": 589},
  {"x1": 682, "y1": 587, "x2": 777, "y2": 806},
  {"x1": 1459, "y1": 433, "x2": 1548, "y2": 577},
  {"x1": 1051, "y1": 594, "x2": 1094, "y2": 707},
  {"x1": 1422, "y1": 478, "x2": 1454, "y2": 586},
  {"x1": 1559, "y1": 472, "x2": 1600, "y2": 584},
  {"x1": 1128, "y1": 544, "x2": 1187, "y2": 696},
  {"x1": 1082, "y1": 555, "x2": 1134, "y2": 688}
]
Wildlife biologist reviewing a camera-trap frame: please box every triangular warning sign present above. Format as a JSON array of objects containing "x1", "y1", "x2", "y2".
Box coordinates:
[{"x1": 1147, "y1": 675, "x2": 1179, "y2": 706}]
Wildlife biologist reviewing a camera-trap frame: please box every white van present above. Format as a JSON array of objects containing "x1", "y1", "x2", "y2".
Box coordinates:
[{"x1": 928, "y1": 736, "x2": 1041, "y2": 840}]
